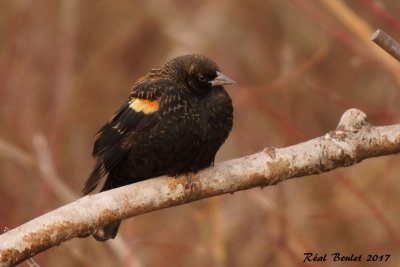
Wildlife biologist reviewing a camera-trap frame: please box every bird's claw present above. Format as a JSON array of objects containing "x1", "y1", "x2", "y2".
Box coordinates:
[{"x1": 184, "y1": 172, "x2": 195, "y2": 192}]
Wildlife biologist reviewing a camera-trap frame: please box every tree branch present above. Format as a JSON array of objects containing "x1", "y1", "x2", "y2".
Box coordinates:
[
  {"x1": 1, "y1": 108, "x2": 400, "y2": 266},
  {"x1": 372, "y1": 29, "x2": 400, "y2": 62}
]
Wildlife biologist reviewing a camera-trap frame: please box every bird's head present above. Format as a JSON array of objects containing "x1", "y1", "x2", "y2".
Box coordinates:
[{"x1": 163, "y1": 54, "x2": 236, "y2": 94}]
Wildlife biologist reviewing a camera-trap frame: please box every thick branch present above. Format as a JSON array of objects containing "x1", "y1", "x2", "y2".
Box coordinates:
[{"x1": 1, "y1": 108, "x2": 400, "y2": 266}]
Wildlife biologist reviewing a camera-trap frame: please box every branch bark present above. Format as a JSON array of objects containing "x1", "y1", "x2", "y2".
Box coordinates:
[
  {"x1": 1, "y1": 108, "x2": 400, "y2": 266},
  {"x1": 372, "y1": 29, "x2": 400, "y2": 63}
]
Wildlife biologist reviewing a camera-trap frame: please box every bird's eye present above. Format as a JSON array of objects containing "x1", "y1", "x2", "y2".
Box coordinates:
[{"x1": 198, "y1": 74, "x2": 207, "y2": 83}]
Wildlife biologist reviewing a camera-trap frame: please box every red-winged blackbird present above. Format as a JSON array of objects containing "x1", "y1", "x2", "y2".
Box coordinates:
[{"x1": 83, "y1": 54, "x2": 235, "y2": 241}]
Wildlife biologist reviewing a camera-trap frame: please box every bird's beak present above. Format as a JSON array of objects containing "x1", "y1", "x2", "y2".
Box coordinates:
[{"x1": 210, "y1": 71, "x2": 236, "y2": 87}]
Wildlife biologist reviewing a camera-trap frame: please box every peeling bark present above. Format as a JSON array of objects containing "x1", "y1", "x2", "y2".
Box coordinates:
[{"x1": 1, "y1": 108, "x2": 400, "y2": 266}]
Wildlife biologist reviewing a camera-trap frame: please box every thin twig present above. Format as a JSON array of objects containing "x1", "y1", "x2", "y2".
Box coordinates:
[
  {"x1": 372, "y1": 29, "x2": 400, "y2": 62},
  {"x1": 32, "y1": 135, "x2": 77, "y2": 202},
  {"x1": 0, "y1": 139, "x2": 34, "y2": 166}
]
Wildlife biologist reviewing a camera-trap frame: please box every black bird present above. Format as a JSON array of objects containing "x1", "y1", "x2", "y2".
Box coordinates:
[{"x1": 83, "y1": 54, "x2": 235, "y2": 241}]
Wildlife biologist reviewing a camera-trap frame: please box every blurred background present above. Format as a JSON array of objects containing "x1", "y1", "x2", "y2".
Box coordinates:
[{"x1": 1, "y1": 0, "x2": 400, "y2": 266}]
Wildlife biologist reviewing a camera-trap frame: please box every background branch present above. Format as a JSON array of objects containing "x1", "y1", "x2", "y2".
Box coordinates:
[
  {"x1": 372, "y1": 29, "x2": 400, "y2": 62},
  {"x1": 1, "y1": 108, "x2": 400, "y2": 266}
]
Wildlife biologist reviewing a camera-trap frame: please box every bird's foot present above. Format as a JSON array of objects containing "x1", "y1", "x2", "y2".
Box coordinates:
[
  {"x1": 184, "y1": 172, "x2": 196, "y2": 192},
  {"x1": 189, "y1": 172, "x2": 194, "y2": 191},
  {"x1": 170, "y1": 172, "x2": 196, "y2": 192}
]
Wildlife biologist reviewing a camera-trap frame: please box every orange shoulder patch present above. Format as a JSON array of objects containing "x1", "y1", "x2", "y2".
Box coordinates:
[{"x1": 129, "y1": 98, "x2": 160, "y2": 114}]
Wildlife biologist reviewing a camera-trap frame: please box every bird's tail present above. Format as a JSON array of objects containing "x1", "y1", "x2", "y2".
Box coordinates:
[
  {"x1": 93, "y1": 220, "x2": 121, "y2": 241},
  {"x1": 92, "y1": 174, "x2": 122, "y2": 242}
]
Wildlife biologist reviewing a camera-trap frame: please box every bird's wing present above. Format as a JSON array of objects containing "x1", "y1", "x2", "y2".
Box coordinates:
[{"x1": 82, "y1": 78, "x2": 175, "y2": 195}]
